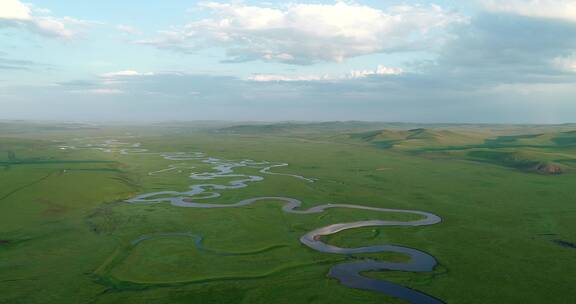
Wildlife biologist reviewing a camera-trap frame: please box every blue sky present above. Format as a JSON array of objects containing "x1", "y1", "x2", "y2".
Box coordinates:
[{"x1": 1, "y1": 0, "x2": 576, "y2": 123}]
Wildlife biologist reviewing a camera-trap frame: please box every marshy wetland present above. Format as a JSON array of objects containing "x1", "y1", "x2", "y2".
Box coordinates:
[{"x1": 1, "y1": 121, "x2": 575, "y2": 304}]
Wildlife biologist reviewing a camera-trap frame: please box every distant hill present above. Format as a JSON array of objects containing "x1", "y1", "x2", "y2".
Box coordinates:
[
  {"x1": 215, "y1": 121, "x2": 422, "y2": 135},
  {"x1": 214, "y1": 121, "x2": 576, "y2": 136},
  {"x1": 0, "y1": 121, "x2": 100, "y2": 135},
  {"x1": 347, "y1": 127, "x2": 576, "y2": 174},
  {"x1": 348, "y1": 128, "x2": 490, "y2": 149}
]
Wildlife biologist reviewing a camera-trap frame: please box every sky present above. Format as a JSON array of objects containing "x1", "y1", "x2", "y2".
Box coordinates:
[{"x1": 1, "y1": 0, "x2": 576, "y2": 123}]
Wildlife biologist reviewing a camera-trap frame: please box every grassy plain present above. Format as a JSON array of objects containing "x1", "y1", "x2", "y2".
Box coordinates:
[{"x1": 0, "y1": 121, "x2": 575, "y2": 304}]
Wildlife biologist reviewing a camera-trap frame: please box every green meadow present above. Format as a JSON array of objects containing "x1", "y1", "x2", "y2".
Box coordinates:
[{"x1": 1, "y1": 122, "x2": 575, "y2": 304}]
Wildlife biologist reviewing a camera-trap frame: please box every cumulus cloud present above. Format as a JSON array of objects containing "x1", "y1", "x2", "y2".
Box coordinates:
[
  {"x1": 137, "y1": 1, "x2": 466, "y2": 64},
  {"x1": 0, "y1": 0, "x2": 30, "y2": 20},
  {"x1": 480, "y1": 0, "x2": 576, "y2": 22},
  {"x1": 0, "y1": 0, "x2": 85, "y2": 38},
  {"x1": 249, "y1": 65, "x2": 403, "y2": 82}
]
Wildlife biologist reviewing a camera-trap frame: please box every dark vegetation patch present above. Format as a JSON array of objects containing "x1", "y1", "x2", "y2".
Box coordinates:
[
  {"x1": 85, "y1": 202, "x2": 125, "y2": 235},
  {"x1": 467, "y1": 151, "x2": 539, "y2": 169},
  {"x1": 349, "y1": 130, "x2": 382, "y2": 141},
  {"x1": 549, "y1": 130, "x2": 576, "y2": 146},
  {"x1": 417, "y1": 144, "x2": 556, "y2": 152},
  {"x1": 406, "y1": 128, "x2": 434, "y2": 139},
  {"x1": 553, "y1": 240, "x2": 576, "y2": 249},
  {"x1": 373, "y1": 140, "x2": 399, "y2": 149},
  {"x1": 557, "y1": 159, "x2": 576, "y2": 164},
  {"x1": 466, "y1": 151, "x2": 563, "y2": 175},
  {"x1": 484, "y1": 134, "x2": 543, "y2": 146},
  {"x1": 552, "y1": 135, "x2": 576, "y2": 146},
  {"x1": 349, "y1": 128, "x2": 454, "y2": 149}
]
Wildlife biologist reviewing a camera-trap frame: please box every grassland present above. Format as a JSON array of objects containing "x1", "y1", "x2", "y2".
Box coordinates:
[{"x1": 0, "y1": 121, "x2": 575, "y2": 304}]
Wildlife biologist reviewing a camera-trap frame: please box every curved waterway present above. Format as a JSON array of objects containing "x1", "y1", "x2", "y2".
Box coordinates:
[{"x1": 61, "y1": 137, "x2": 444, "y2": 304}]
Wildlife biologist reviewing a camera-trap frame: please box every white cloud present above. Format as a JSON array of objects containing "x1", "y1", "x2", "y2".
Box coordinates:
[
  {"x1": 138, "y1": 1, "x2": 466, "y2": 64},
  {"x1": 0, "y1": 0, "x2": 84, "y2": 38},
  {"x1": 553, "y1": 54, "x2": 576, "y2": 72},
  {"x1": 100, "y1": 70, "x2": 154, "y2": 78},
  {"x1": 481, "y1": 0, "x2": 576, "y2": 22},
  {"x1": 249, "y1": 65, "x2": 403, "y2": 82},
  {"x1": 0, "y1": 0, "x2": 31, "y2": 20},
  {"x1": 348, "y1": 65, "x2": 404, "y2": 79}
]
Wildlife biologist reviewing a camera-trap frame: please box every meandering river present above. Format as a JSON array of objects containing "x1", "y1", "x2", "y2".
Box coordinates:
[{"x1": 60, "y1": 138, "x2": 444, "y2": 304}]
